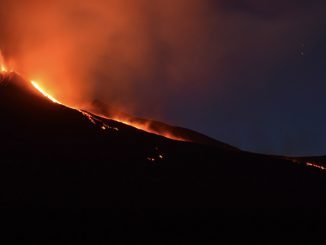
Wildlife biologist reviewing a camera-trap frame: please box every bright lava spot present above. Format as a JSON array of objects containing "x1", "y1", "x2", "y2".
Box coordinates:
[
  {"x1": 1, "y1": 50, "x2": 183, "y2": 142},
  {"x1": 31, "y1": 81, "x2": 61, "y2": 104},
  {"x1": 1, "y1": 65, "x2": 7, "y2": 72},
  {"x1": 147, "y1": 157, "x2": 156, "y2": 162},
  {"x1": 306, "y1": 162, "x2": 326, "y2": 171}
]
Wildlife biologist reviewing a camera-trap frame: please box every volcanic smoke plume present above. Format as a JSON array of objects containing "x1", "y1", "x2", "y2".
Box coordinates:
[
  {"x1": 0, "y1": 0, "x2": 218, "y2": 113},
  {"x1": 1, "y1": 0, "x2": 326, "y2": 156},
  {"x1": 1, "y1": 0, "x2": 317, "y2": 114},
  {"x1": 0, "y1": 0, "x2": 323, "y2": 114}
]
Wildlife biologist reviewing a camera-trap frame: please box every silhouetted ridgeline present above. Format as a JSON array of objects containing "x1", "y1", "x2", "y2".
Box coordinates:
[{"x1": 0, "y1": 73, "x2": 325, "y2": 242}]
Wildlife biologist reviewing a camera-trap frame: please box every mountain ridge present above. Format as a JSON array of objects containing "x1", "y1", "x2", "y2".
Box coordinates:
[{"x1": 0, "y1": 72, "x2": 325, "y2": 209}]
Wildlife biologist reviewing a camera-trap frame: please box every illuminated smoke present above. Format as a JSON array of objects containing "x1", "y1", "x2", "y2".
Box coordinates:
[
  {"x1": 0, "y1": 0, "x2": 322, "y2": 114},
  {"x1": 0, "y1": 0, "x2": 215, "y2": 112}
]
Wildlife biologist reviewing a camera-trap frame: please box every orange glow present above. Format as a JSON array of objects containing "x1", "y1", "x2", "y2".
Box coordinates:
[
  {"x1": 1, "y1": 65, "x2": 7, "y2": 73},
  {"x1": 30, "y1": 80, "x2": 185, "y2": 141},
  {"x1": 97, "y1": 114, "x2": 186, "y2": 142},
  {"x1": 31, "y1": 81, "x2": 62, "y2": 104},
  {"x1": 0, "y1": 51, "x2": 7, "y2": 73},
  {"x1": 1, "y1": 49, "x2": 185, "y2": 142},
  {"x1": 118, "y1": 119, "x2": 186, "y2": 141}
]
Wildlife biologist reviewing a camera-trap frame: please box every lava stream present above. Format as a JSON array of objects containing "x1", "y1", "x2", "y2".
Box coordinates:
[
  {"x1": 31, "y1": 81, "x2": 62, "y2": 104},
  {"x1": 26, "y1": 79, "x2": 184, "y2": 141},
  {"x1": 0, "y1": 54, "x2": 185, "y2": 142}
]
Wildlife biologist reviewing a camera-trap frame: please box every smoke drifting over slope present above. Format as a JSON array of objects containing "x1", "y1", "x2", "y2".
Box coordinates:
[
  {"x1": 0, "y1": 0, "x2": 326, "y2": 154},
  {"x1": 0, "y1": 0, "x2": 216, "y2": 110},
  {"x1": 0, "y1": 0, "x2": 317, "y2": 109}
]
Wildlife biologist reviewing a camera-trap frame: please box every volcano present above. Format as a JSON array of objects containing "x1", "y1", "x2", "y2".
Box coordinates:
[
  {"x1": 0, "y1": 71, "x2": 326, "y2": 207},
  {"x1": 0, "y1": 72, "x2": 326, "y2": 241}
]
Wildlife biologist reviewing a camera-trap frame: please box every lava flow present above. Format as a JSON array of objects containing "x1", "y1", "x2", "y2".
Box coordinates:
[
  {"x1": 107, "y1": 116, "x2": 186, "y2": 142},
  {"x1": 0, "y1": 55, "x2": 186, "y2": 142},
  {"x1": 29, "y1": 81, "x2": 185, "y2": 141},
  {"x1": 0, "y1": 52, "x2": 8, "y2": 73},
  {"x1": 31, "y1": 81, "x2": 62, "y2": 104},
  {"x1": 30, "y1": 80, "x2": 185, "y2": 141},
  {"x1": 1, "y1": 64, "x2": 6, "y2": 73},
  {"x1": 306, "y1": 162, "x2": 326, "y2": 171}
]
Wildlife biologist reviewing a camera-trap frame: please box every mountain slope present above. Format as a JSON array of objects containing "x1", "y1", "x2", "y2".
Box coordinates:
[
  {"x1": 89, "y1": 99, "x2": 239, "y2": 150},
  {"x1": 0, "y1": 72, "x2": 325, "y2": 209}
]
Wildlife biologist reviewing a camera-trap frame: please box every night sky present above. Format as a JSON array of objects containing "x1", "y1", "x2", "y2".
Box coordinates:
[
  {"x1": 0, "y1": 0, "x2": 326, "y2": 155},
  {"x1": 166, "y1": 0, "x2": 326, "y2": 156},
  {"x1": 166, "y1": 1, "x2": 326, "y2": 156}
]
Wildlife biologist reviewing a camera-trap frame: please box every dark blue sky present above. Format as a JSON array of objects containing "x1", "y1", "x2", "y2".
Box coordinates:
[{"x1": 156, "y1": 0, "x2": 326, "y2": 155}]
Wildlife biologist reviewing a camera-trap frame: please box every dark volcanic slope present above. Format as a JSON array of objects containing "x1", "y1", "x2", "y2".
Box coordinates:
[
  {"x1": 0, "y1": 73, "x2": 325, "y2": 209},
  {"x1": 90, "y1": 99, "x2": 239, "y2": 150}
]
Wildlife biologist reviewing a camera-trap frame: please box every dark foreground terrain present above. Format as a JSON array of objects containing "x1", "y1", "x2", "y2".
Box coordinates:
[{"x1": 0, "y1": 73, "x2": 325, "y2": 242}]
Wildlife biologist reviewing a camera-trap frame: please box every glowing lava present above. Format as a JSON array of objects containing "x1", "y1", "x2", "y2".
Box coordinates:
[
  {"x1": 306, "y1": 162, "x2": 326, "y2": 171},
  {"x1": 31, "y1": 81, "x2": 62, "y2": 104},
  {"x1": 117, "y1": 119, "x2": 186, "y2": 142},
  {"x1": 1, "y1": 65, "x2": 7, "y2": 72},
  {"x1": 29, "y1": 81, "x2": 182, "y2": 141},
  {"x1": 0, "y1": 50, "x2": 185, "y2": 142},
  {"x1": 29, "y1": 81, "x2": 183, "y2": 141},
  {"x1": 0, "y1": 51, "x2": 185, "y2": 141},
  {"x1": 0, "y1": 51, "x2": 7, "y2": 73},
  {"x1": 96, "y1": 113, "x2": 186, "y2": 142}
]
